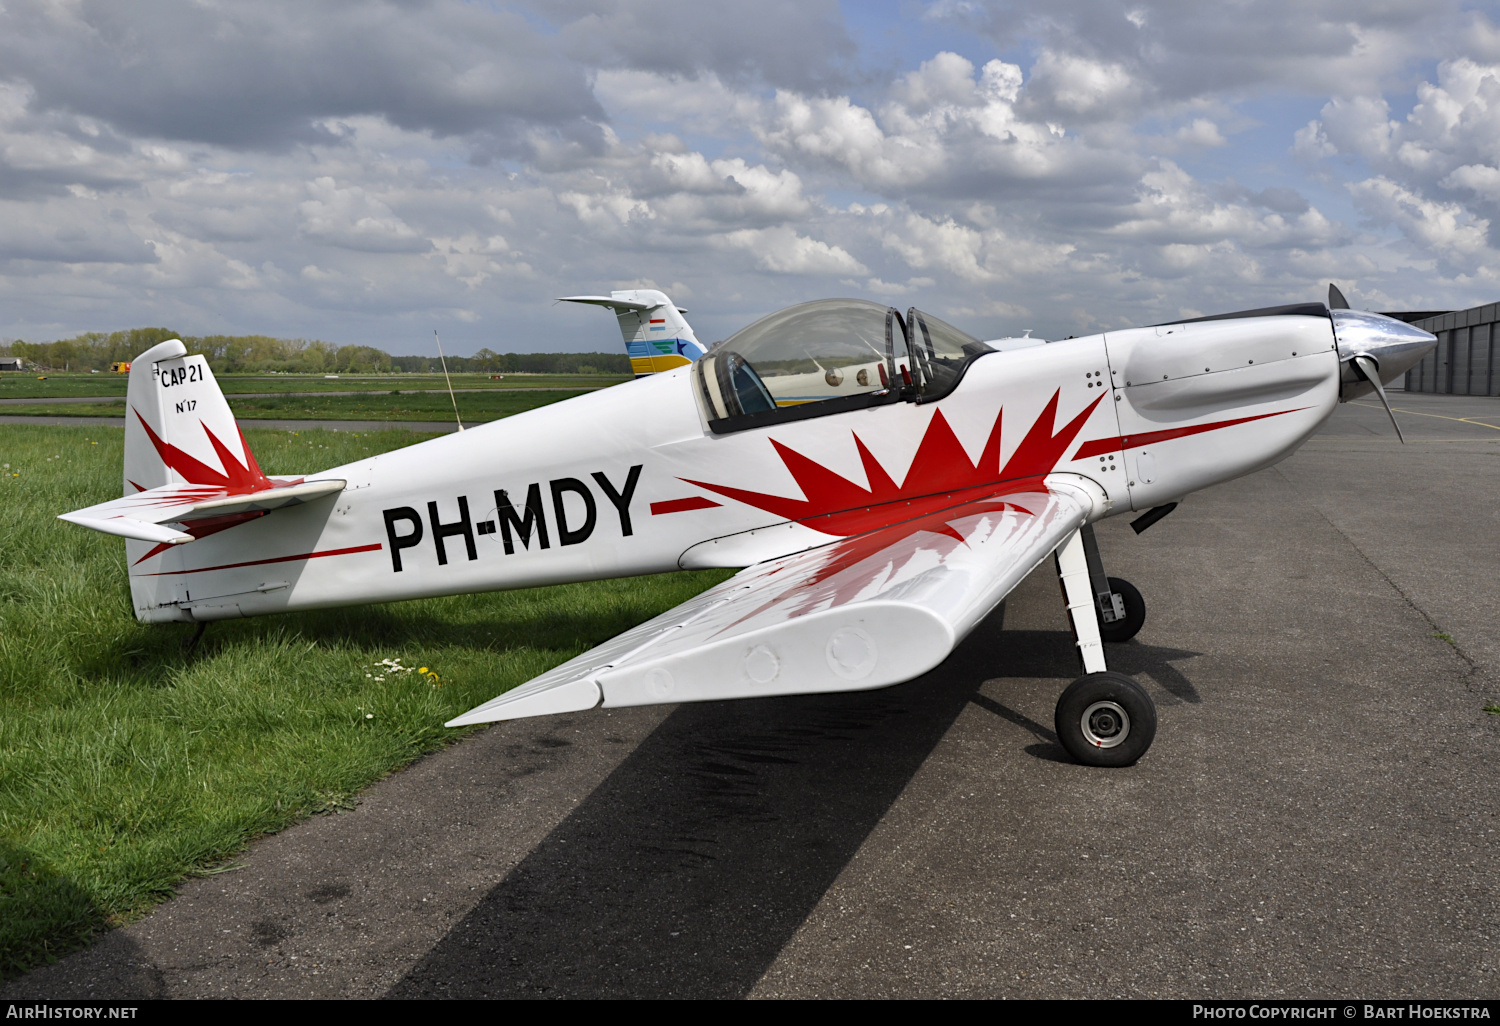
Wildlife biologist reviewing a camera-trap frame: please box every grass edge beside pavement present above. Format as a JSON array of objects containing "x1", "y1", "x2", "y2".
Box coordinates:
[{"x1": 0, "y1": 422, "x2": 730, "y2": 979}]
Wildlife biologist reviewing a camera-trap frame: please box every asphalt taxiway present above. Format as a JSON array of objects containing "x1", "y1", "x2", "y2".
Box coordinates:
[{"x1": 5, "y1": 392, "x2": 1498, "y2": 999}]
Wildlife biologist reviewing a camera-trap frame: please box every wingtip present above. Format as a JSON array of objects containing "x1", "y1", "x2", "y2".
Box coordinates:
[{"x1": 445, "y1": 678, "x2": 602, "y2": 727}]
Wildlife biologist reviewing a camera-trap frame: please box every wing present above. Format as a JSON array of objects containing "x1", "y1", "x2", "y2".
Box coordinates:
[
  {"x1": 58, "y1": 478, "x2": 346, "y2": 545},
  {"x1": 447, "y1": 475, "x2": 1100, "y2": 726}
]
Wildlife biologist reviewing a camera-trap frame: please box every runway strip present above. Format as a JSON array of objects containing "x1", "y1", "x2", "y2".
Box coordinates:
[
  {"x1": 5, "y1": 398, "x2": 1497, "y2": 998},
  {"x1": 0, "y1": 416, "x2": 458, "y2": 432},
  {"x1": 0, "y1": 387, "x2": 604, "y2": 406}
]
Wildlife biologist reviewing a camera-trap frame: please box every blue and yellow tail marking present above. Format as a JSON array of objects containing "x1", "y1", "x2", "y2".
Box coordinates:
[{"x1": 629, "y1": 337, "x2": 707, "y2": 376}]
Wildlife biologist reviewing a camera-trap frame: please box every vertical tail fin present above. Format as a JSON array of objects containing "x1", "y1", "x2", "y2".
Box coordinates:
[
  {"x1": 123, "y1": 339, "x2": 270, "y2": 497},
  {"x1": 558, "y1": 289, "x2": 707, "y2": 377}
]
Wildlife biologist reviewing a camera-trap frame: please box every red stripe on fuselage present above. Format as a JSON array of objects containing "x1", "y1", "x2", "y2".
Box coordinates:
[
  {"x1": 135, "y1": 542, "x2": 382, "y2": 577},
  {"x1": 651, "y1": 496, "x2": 722, "y2": 514},
  {"x1": 1073, "y1": 408, "x2": 1306, "y2": 460}
]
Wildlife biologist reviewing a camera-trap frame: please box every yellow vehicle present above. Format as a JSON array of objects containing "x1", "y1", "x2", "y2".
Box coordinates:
[{"x1": 110, "y1": 361, "x2": 132, "y2": 373}]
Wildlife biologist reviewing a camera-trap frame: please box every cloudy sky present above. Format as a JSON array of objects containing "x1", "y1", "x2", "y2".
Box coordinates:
[{"x1": 3, "y1": 0, "x2": 1499, "y2": 355}]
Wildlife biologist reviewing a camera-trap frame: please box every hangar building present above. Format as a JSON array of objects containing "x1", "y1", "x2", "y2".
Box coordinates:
[{"x1": 1400, "y1": 300, "x2": 1500, "y2": 395}]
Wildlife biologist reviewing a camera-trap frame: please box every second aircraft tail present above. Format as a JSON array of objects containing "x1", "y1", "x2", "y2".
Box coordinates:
[{"x1": 558, "y1": 289, "x2": 706, "y2": 376}]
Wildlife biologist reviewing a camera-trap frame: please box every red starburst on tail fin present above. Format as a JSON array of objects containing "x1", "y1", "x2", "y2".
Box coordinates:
[
  {"x1": 684, "y1": 390, "x2": 1103, "y2": 536},
  {"x1": 133, "y1": 410, "x2": 273, "y2": 494}
]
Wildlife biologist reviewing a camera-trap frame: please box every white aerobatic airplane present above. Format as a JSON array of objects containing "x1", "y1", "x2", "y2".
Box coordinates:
[{"x1": 58, "y1": 286, "x2": 1435, "y2": 766}]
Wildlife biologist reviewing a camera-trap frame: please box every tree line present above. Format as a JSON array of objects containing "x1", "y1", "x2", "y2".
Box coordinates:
[{"x1": 0, "y1": 329, "x2": 629, "y2": 375}]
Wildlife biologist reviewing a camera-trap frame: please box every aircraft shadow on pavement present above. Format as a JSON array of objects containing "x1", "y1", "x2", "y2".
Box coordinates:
[
  {"x1": 0, "y1": 840, "x2": 124, "y2": 991},
  {"x1": 987, "y1": 629, "x2": 1202, "y2": 704},
  {"x1": 965, "y1": 629, "x2": 1203, "y2": 764},
  {"x1": 386, "y1": 612, "x2": 1205, "y2": 999},
  {"x1": 387, "y1": 605, "x2": 1028, "y2": 1000}
]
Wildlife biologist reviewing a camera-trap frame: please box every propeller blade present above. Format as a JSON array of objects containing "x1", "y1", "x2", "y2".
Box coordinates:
[
  {"x1": 1352, "y1": 354, "x2": 1405, "y2": 443},
  {"x1": 1328, "y1": 283, "x2": 1350, "y2": 310}
]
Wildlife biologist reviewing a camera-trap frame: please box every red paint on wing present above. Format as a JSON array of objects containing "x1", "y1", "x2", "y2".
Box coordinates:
[{"x1": 722, "y1": 490, "x2": 1041, "y2": 632}]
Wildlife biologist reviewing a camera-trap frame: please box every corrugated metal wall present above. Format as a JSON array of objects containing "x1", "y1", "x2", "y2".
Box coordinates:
[{"x1": 1405, "y1": 302, "x2": 1500, "y2": 395}]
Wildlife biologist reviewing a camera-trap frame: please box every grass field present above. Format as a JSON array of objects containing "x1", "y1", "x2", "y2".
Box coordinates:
[
  {"x1": 0, "y1": 423, "x2": 730, "y2": 979},
  {"x1": 0, "y1": 372, "x2": 628, "y2": 400},
  {"x1": 6, "y1": 388, "x2": 594, "y2": 422}
]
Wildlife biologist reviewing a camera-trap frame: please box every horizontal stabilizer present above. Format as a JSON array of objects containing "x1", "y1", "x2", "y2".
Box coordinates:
[
  {"x1": 57, "y1": 514, "x2": 193, "y2": 546},
  {"x1": 60, "y1": 478, "x2": 346, "y2": 542},
  {"x1": 178, "y1": 479, "x2": 346, "y2": 517},
  {"x1": 448, "y1": 476, "x2": 1101, "y2": 726},
  {"x1": 557, "y1": 295, "x2": 653, "y2": 313}
]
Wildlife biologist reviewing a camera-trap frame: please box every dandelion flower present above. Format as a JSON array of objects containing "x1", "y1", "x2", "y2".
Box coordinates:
[{"x1": 418, "y1": 667, "x2": 428, "y2": 674}]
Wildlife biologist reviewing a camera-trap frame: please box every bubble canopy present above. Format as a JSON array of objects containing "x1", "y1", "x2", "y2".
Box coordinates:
[{"x1": 696, "y1": 298, "x2": 992, "y2": 433}]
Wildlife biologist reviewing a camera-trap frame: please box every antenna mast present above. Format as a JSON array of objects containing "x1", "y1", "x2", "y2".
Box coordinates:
[{"x1": 434, "y1": 329, "x2": 463, "y2": 432}]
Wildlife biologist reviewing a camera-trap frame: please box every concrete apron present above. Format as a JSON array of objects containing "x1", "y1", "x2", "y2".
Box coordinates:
[{"x1": 4, "y1": 399, "x2": 1497, "y2": 999}]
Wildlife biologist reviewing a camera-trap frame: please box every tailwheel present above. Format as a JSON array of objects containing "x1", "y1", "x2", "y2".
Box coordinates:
[
  {"x1": 1097, "y1": 577, "x2": 1145, "y2": 643},
  {"x1": 1055, "y1": 671, "x2": 1156, "y2": 767}
]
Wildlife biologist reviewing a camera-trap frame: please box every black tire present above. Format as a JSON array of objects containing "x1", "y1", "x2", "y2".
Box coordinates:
[
  {"x1": 1097, "y1": 576, "x2": 1145, "y2": 643},
  {"x1": 1054, "y1": 672, "x2": 1156, "y2": 767}
]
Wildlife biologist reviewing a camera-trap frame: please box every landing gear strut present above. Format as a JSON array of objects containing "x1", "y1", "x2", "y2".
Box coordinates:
[
  {"x1": 1079, "y1": 524, "x2": 1146, "y2": 643},
  {"x1": 1053, "y1": 524, "x2": 1154, "y2": 766}
]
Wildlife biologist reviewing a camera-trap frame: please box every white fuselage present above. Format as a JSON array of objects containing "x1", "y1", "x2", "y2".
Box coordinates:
[{"x1": 127, "y1": 316, "x2": 1343, "y2": 623}]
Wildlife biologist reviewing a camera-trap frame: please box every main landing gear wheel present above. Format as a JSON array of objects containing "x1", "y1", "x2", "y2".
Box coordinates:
[
  {"x1": 1097, "y1": 577, "x2": 1146, "y2": 644},
  {"x1": 1054, "y1": 671, "x2": 1156, "y2": 767}
]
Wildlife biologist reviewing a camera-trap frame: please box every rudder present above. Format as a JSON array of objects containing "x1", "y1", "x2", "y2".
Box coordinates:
[{"x1": 123, "y1": 339, "x2": 269, "y2": 496}]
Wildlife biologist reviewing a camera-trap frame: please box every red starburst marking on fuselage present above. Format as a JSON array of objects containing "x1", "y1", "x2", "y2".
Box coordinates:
[{"x1": 683, "y1": 389, "x2": 1104, "y2": 536}]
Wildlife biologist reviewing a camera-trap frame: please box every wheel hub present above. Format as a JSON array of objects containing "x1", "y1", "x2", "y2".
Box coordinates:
[{"x1": 1081, "y1": 700, "x2": 1131, "y2": 748}]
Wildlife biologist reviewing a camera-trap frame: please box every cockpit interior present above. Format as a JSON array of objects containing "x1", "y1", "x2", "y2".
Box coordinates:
[{"x1": 696, "y1": 298, "x2": 996, "y2": 433}]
